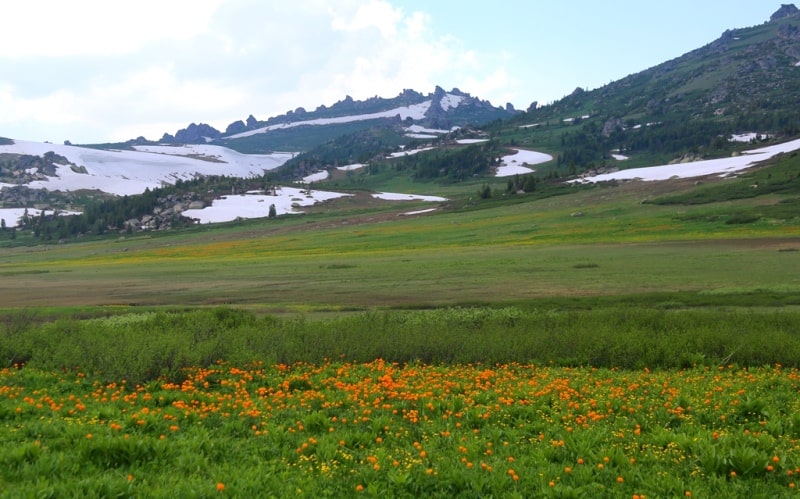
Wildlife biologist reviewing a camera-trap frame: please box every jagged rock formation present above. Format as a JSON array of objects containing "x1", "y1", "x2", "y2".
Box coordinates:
[
  {"x1": 160, "y1": 123, "x2": 222, "y2": 144},
  {"x1": 771, "y1": 3, "x2": 799, "y2": 22}
]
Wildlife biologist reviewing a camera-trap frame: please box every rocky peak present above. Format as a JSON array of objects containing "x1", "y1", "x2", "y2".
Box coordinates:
[
  {"x1": 771, "y1": 4, "x2": 799, "y2": 22},
  {"x1": 163, "y1": 123, "x2": 222, "y2": 145}
]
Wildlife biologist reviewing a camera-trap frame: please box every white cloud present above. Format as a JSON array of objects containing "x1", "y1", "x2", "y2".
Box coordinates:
[
  {"x1": 0, "y1": 0, "x2": 225, "y2": 58},
  {"x1": 0, "y1": 0, "x2": 520, "y2": 143},
  {"x1": 330, "y1": 0, "x2": 404, "y2": 38}
]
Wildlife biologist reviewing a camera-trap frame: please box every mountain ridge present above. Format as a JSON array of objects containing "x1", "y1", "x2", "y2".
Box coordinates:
[{"x1": 156, "y1": 86, "x2": 518, "y2": 149}]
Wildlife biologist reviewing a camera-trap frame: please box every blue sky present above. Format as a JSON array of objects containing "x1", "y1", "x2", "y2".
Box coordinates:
[{"x1": 0, "y1": 0, "x2": 781, "y2": 144}]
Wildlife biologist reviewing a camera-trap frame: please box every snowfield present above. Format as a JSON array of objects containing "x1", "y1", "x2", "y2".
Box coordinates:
[
  {"x1": 224, "y1": 92, "x2": 466, "y2": 140},
  {"x1": 182, "y1": 187, "x2": 351, "y2": 224},
  {"x1": 495, "y1": 149, "x2": 554, "y2": 177},
  {"x1": 0, "y1": 208, "x2": 81, "y2": 228},
  {"x1": 183, "y1": 189, "x2": 446, "y2": 224},
  {"x1": 371, "y1": 192, "x2": 448, "y2": 202},
  {"x1": 336, "y1": 163, "x2": 366, "y2": 171},
  {"x1": 0, "y1": 140, "x2": 292, "y2": 196},
  {"x1": 730, "y1": 133, "x2": 771, "y2": 143},
  {"x1": 439, "y1": 94, "x2": 464, "y2": 111},
  {"x1": 405, "y1": 124, "x2": 454, "y2": 135},
  {"x1": 574, "y1": 137, "x2": 800, "y2": 183},
  {"x1": 301, "y1": 171, "x2": 329, "y2": 183},
  {"x1": 387, "y1": 147, "x2": 437, "y2": 158},
  {"x1": 225, "y1": 102, "x2": 433, "y2": 139}
]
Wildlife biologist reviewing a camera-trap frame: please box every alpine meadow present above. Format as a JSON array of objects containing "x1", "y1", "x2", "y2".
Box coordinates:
[{"x1": 2, "y1": 4, "x2": 800, "y2": 498}]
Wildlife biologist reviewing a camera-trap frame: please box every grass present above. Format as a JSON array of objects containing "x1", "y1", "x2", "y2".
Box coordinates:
[
  {"x1": 2, "y1": 361, "x2": 799, "y2": 497},
  {"x1": 2, "y1": 148, "x2": 800, "y2": 496},
  {"x1": 1, "y1": 172, "x2": 799, "y2": 309}
]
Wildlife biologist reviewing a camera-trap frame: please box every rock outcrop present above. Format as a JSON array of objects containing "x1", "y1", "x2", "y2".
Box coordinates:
[{"x1": 771, "y1": 4, "x2": 799, "y2": 22}]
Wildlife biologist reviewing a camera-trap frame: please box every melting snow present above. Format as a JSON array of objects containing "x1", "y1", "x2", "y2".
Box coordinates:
[
  {"x1": 730, "y1": 133, "x2": 770, "y2": 143},
  {"x1": 495, "y1": 149, "x2": 554, "y2": 177},
  {"x1": 225, "y1": 102, "x2": 433, "y2": 139},
  {"x1": 405, "y1": 133, "x2": 438, "y2": 139},
  {"x1": 456, "y1": 139, "x2": 489, "y2": 144},
  {"x1": 182, "y1": 186, "x2": 351, "y2": 224},
  {"x1": 405, "y1": 124, "x2": 453, "y2": 134},
  {"x1": 0, "y1": 140, "x2": 291, "y2": 196},
  {"x1": 301, "y1": 171, "x2": 329, "y2": 183},
  {"x1": 336, "y1": 163, "x2": 366, "y2": 171},
  {"x1": 573, "y1": 137, "x2": 800, "y2": 183},
  {"x1": 0, "y1": 208, "x2": 81, "y2": 228},
  {"x1": 387, "y1": 147, "x2": 436, "y2": 158},
  {"x1": 611, "y1": 154, "x2": 629, "y2": 161},
  {"x1": 439, "y1": 93, "x2": 464, "y2": 111},
  {"x1": 371, "y1": 192, "x2": 447, "y2": 202},
  {"x1": 399, "y1": 208, "x2": 437, "y2": 216}
]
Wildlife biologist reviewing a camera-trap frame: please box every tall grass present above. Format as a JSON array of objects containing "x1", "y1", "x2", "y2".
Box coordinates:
[{"x1": 5, "y1": 306, "x2": 800, "y2": 384}]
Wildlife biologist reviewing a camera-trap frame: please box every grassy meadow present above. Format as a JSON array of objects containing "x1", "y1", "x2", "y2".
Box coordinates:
[{"x1": 2, "y1": 154, "x2": 800, "y2": 496}]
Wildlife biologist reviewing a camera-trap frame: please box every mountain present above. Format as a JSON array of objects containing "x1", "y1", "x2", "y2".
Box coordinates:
[
  {"x1": 5, "y1": 5, "x2": 800, "y2": 239},
  {"x1": 502, "y1": 4, "x2": 800, "y2": 172},
  {"x1": 158, "y1": 86, "x2": 518, "y2": 153}
]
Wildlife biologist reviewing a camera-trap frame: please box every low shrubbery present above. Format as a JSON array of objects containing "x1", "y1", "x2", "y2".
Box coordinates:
[{"x1": 4, "y1": 305, "x2": 800, "y2": 384}]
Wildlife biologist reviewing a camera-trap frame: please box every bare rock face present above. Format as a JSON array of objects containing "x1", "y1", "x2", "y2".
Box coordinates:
[
  {"x1": 601, "y1": 117, "x2": 624, "y2": 137},
  {"x1": 771, "y1": 4, "x2": 799, "y2": 22}
]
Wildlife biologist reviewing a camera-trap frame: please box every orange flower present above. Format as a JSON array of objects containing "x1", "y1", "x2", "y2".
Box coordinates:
[{"x1": 216, "y1": 482, "x2": 225, "y2": 491}]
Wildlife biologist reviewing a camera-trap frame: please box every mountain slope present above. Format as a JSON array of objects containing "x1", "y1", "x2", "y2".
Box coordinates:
[
  {"x1": 159, "y1": 87, "x2": 518, "y2": 153},
  {"x1": 500, "y1": 4, "x2": 800, "y2": 173}
]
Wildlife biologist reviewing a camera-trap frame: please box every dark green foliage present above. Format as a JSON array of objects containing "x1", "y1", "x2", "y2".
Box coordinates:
[
  {"x1": 273, "y1": 124, "x2": 408, "y2": 180},
  {"x1": 506, "y1": 174, "x2": 538, "y2": 193},
  {"x1": 369, "y1": 141, "x2": 504, "y2": 182},
  {"x1": 14, "y1": 175, "x2": 273, "y2": 243},
  {"x1": 4, "y1": 304, "x2": 800, "y2": 384}
]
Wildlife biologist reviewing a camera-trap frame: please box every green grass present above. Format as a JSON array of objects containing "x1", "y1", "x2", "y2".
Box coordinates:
[
  {"x1": 2, "y1": 142, "x2": 800, "y2": 496},
  {"x1": 2, "y1": 361, "x2": 799, "y2": 497}
]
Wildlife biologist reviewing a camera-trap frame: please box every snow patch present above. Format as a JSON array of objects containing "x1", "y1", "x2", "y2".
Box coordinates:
[
  {"x1": 405, "y1": 124, "x2": 452, "y2": 134},
  {"x1": 300, "y1": 171, "x2": 329, "y2": 183},
  {"x1": 387, "y1": 147, "x2": 436, "y2": 158},
  {"x1": 611, "y1": 154, "x2": 629, "y2": 161},
  {"x1": 371, "y1": 192, "x2": 447, "y2": 202},
  {"x1": 0, "y1": 140, "x2": 291, "y2": 196},
  {"x1": 0, "y1": 208, "x2": 81, "y2": 228},
  {"x1": 182, "y1": 186, "x2": 351, "y2": 224},
  {"x1": 456, "y1": 139, "x2": 489, "y2": 144},
  {"x1": 399, "y1": 208, "x2": 437, "y2": 216},
  {"x1": 225, "y1": 101, "x2": 433, "y2": 139},
  {"x1": 439, "y1": 93, "x2": 464, "y2": 111},
  {"x1": 730, "y1": 133, "x2": 771, "y2": 143},
  {"x1": 336, "y1": 163, "x2": 366, "y2": 171},
  {"x1": 495, "y1": 149, "x2": 554, "y2": 177},
  {"x1": 405, "y1": 133, "x2": 438, "y2": 139},
  {"x1": 573, "y1": 138, "x2": 800, "y2": 183}
]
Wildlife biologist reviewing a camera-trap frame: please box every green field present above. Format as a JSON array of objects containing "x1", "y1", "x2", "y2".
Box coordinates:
[{"x1": 2, "y1": 154, "x2": 800, "y2": 496}]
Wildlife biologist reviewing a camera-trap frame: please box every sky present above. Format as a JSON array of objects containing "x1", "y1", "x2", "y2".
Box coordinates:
[{"x1": 0, "y1": 0, "x2": 781, "y2": 144}]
